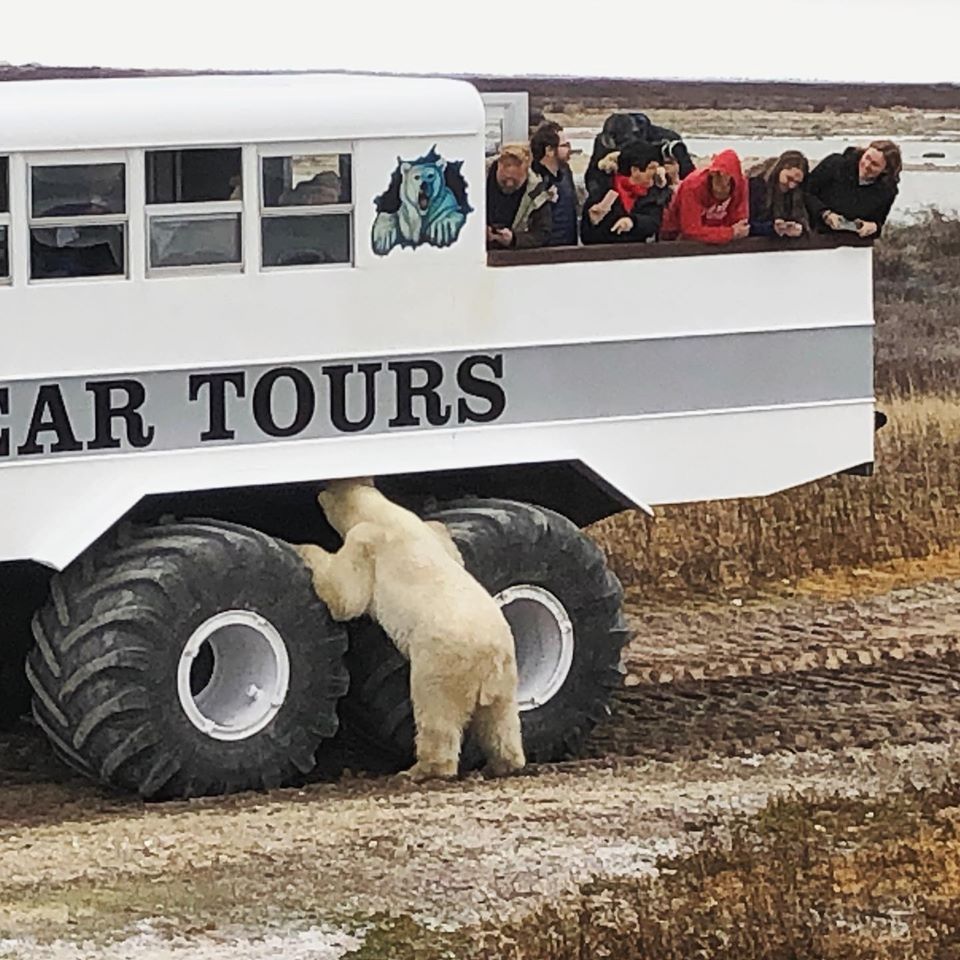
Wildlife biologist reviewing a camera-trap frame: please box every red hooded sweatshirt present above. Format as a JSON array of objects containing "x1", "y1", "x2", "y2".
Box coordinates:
[{"x1": 660, "y1": 149, "x2": 748, "y2": 244}]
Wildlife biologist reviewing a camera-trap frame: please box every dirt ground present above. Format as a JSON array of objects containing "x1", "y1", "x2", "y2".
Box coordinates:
[{"x1": 5, "y1": 556, "x2": 960, "y2": 956}]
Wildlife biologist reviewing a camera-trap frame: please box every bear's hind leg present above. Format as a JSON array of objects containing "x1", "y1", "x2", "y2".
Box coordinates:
[
  {"x1": 471, "y1": 695, "x2": 525, "y2": 777},
  {"x1": 403, "y1": 660, "x2": 472, "y2": 781}
]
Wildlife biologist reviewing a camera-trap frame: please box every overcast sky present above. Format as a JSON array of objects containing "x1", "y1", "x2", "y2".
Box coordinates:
[{"x1": 3, "y1": 0, "x2": 957, "y2": 84}]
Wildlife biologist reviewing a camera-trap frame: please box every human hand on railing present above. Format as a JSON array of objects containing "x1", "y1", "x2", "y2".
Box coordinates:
[
  {"x1": 610, "y1": 217, "x2": 634, "y2": 235},
  {"x1": 783, "y1": 221, "x2": 804, "y2": 238},
  {"x1": 823, "y1": 211, "x2": 843, "y2": 231},
  {"x1": 487, "y1": 226, "x2": 514, "y2": 247},
  {"x1": 856, "y1": 220, "x2": 878, "y2": 238},
  {"x1": 731, "y1": 220, "x2": 750, "y2": 240}
]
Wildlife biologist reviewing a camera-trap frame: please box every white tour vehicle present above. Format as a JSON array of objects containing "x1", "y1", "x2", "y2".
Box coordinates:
[{"x1": 0, "y1": 72, "x2": 876, "y2": 799}]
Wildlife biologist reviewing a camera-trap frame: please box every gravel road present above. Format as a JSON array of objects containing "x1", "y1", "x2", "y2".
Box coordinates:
[{"x1": 3, "y1": 574, "x2": 960, "y2": 955}]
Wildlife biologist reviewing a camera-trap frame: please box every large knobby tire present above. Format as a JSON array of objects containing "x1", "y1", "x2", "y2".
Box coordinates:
[
  {"x1": 340, "y1": 498, "x2": 630, "y2": 769},
  {"x1": 27, "y1": 519, "x2": 349, "y2": 800}
]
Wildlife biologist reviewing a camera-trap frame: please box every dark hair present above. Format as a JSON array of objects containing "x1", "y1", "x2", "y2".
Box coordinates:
[
  {"x1": 617, "y1": 140, "x2": 662, "y2": 176},
  {"x1": 860, "y1": 139, "x2": 902, "y2": 184},
  {"x1": 600, "y1": 114, "x2": 640, "y2": 151},
  {"x1": 530, "y1": 123, "x2": 561, "y2": 162},
  {"x1": 767, "y1": 150, "x2": 809, "y2": 184}
]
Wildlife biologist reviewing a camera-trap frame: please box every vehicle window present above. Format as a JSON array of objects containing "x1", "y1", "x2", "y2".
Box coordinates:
[
  {"x1": 145, "y1": 148, "x2": 242, "y2": 273},
  {"x1": 150, "y1": 215, "x2": 241, "y2": 268},
  {"x1": 0, "y1": 157, "x2": 8, "y2": 281},
  {"x1": 146, "y1": 148, "x2": 242, "y2": 203},
  {"x1": 260, "y1": 152, "x2": 352, "y2": 267},
  {"x1": 29, "y1": 162, "x2": 127, "y2": 280},
  {"x1": 31, "y1": 163, "x2": 125, "y2": 218}
]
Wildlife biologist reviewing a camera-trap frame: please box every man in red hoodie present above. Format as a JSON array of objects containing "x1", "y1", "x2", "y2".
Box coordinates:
[{"x1": 660, "y1": 149, "x2": 750, "y2": 244}]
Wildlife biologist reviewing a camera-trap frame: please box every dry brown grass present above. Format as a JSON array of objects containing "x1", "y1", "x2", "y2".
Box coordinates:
[
  {"x1": 345, "y1": 786, "x2": 960, "y2": 960},
  {"x1": 588, "y1": 214, "x2": 960, "y2": 599},
  {"x1": 461, "y1": 788, "x2": 960, "y2": 960}
]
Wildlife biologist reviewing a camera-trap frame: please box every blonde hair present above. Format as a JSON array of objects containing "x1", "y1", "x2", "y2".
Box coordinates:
[{"x1": 499, "y1": 143, "x2": 532, "y2": 165}]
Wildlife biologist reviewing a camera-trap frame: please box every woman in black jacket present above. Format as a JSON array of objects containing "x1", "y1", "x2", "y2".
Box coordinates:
[
  {"x1": 805, "y1": 140, "x2": 901, "y2": 238},
  {"x1": 748, "y1": 150, "x2": 810, "y2": 238},
  {"x1": 580, "y1": 140, "x2": 672, "y2": 245}
]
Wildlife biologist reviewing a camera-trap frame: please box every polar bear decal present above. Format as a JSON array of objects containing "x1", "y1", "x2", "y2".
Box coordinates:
[{"x1": 372, "y1": 147, "x2": 472, "y2": 255}]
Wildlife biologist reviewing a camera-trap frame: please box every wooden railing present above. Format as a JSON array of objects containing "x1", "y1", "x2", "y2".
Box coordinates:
[{"x1": 487, "y1": 233, "x2": 874, "y2": 267}]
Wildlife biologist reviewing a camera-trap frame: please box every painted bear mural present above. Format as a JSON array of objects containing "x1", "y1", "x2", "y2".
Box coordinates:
[{"x1": 371, "y1": 147, "x2": 472, "y2": 255}]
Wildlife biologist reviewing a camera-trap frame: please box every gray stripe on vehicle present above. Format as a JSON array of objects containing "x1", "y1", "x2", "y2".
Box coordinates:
[{"x1": 0, "y1": 325, "x2": 873, "y2": 462}]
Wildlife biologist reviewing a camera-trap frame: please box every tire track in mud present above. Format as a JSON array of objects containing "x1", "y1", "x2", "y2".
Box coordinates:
[{"x1": 585, "y1": 579, "x2": 960, "y2": 762}]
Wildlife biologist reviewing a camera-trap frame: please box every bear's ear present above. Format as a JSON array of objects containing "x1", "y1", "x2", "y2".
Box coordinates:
[
  {"x1": 437, "y1": 158, "x2": 447, "y2": 172},
  {"x1": 400, "y1": 162, "x2": 411, "y2": 174}
]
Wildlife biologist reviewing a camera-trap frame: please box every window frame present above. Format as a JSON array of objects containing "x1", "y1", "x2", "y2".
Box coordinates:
[
  {"x1": 258, "y1": 141, "x2": 354, "y2": 271},
  {"x1": 0, "y1": 156, "x2": 10, "y2": 285},
  {"x1": 25, "y1": 150, "x2": 130, "y2": 284},
  {"x1": 144, "y1": 145, "x2": 245, "y2": 277}
]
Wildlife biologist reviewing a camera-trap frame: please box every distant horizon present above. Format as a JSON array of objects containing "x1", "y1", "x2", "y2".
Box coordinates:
[{"x1": 1, "y1": 63, "x2": 957, "y2": 89}]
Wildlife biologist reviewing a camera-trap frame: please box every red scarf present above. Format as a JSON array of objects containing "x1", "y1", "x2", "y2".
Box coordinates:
[{"x1": 612, "y1": 172, "x2": 650, "y2": 213}]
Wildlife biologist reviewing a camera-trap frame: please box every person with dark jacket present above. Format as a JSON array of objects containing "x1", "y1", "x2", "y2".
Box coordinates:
[
  {"x1": 748, "y1": 150, "x2": 810, "y2": 238},
  {"x1": 486, "y1": 143, "x2": 552, "y2": 250},
  {"x1": 660, "y1": 149, "x2": 750, "y2": 244},
  {"x1": 530, "y1": 122, "x2": 579, "y2": 246},
  {"x1": 585, "y1": 112, "x2": 695, "y2": 197},
  {"x1": 580, "y1": 140, "x2": 672, "y2": 245},
  {"x1": 805, "y1": 140, "x2": 901, "y2": 238}
]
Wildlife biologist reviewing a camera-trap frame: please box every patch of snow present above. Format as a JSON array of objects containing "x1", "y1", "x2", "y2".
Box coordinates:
[{"x1": 0, "y1": 924, "x2": 363, "y2": 960}]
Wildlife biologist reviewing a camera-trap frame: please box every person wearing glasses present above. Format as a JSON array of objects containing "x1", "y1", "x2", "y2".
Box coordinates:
[{"x1": 530, "y1": 122, "x2": 579, "y2": 247}]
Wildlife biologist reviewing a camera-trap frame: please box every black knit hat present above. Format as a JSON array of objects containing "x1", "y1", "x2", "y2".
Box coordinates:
[{"x1": 617, "y1": 140, "x2": 663, "y2": 175}]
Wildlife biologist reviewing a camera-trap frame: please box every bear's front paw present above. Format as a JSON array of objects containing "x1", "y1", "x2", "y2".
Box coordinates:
[
  {"x1": 372, "y1": 212, "x2": 400, "y2": 255},
  {"x1": 426, "y1": 211, "x2": 464, "y2": 248}
]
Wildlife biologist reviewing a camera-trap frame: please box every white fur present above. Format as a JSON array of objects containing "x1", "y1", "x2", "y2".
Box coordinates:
[{"x1": 296, "y1": 478, "x2": 525, "y2": 781}]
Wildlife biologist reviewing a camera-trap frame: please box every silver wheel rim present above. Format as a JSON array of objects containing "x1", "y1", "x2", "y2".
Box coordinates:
[
  {"x1": 176, "y1": 610, "x2": 290, "y2": 742},
  {"x1": 496, "y1": 584, "x2": 574, "y2": 712}
]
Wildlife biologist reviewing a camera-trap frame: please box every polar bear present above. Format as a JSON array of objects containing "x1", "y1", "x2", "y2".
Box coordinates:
[
  {"x1": 295, "y1": 478, "x2": 524, "y2": 781},
  {"x1": 371, "y1": 148, "x2": 470, "y2": 255}
]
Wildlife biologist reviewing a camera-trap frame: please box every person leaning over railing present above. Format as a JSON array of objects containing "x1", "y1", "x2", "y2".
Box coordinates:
[
  {"x1": 805, "y1": 140, "x2": 901, "y2": 239},
  {"x1": 660, "y1": 149, "x2": 750, "y2": 244},
  {"x1": 747, "y1": 151, "x2": 810, "y2": 238},
  {"x1": 530, "y1": 122, "x2": 579, "y2": 247},
  {"x1": 485, "y1": 143, "x2": 553, "y2": 250},
  {"x1": 580, "y1": 141, "x2": 672, "y2": 245}
]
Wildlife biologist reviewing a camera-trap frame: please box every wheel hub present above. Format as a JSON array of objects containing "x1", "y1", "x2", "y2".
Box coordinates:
[
  {"x1": 177, "y1": 610, "x2": 290, "y2": 741},
  {"x1": 495, "y1": 585, "x2": 574, "y2": 712}
]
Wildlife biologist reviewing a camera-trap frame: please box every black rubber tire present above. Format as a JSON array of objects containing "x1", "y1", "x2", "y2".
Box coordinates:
[
  {"x1": 27, "y1": 518, "x2": 349, "y2": 800},
  {"x1": 340, "y1": 498, "x2": 630, "y2": 769}
]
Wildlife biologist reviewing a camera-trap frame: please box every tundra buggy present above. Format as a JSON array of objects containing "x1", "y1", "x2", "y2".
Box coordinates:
[{"x1": 0, "y1": 72, "x2": 876, "y2": 798}]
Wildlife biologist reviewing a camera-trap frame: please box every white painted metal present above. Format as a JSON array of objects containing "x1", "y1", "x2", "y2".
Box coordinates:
[
  {"x1": 0, "y1": 73, "x2": 876, "y2": 570},
  {"x1": 177, "y1": 610, "x2": 290, "y2": 742},
  {"x1": 0, "y1": 75, "x2": 484, "y2": 153},
  {"x1": 497, "y1": 584, "x2": 575, "y2": 712}
]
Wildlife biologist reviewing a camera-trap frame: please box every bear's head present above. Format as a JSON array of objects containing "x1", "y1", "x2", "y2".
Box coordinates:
[
  {"x1": 399, "y1": 157, "x2": 447, "y2": 213},
  {"x1": 317, "y1": 477, "x2": 377, "y2": 536}
]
